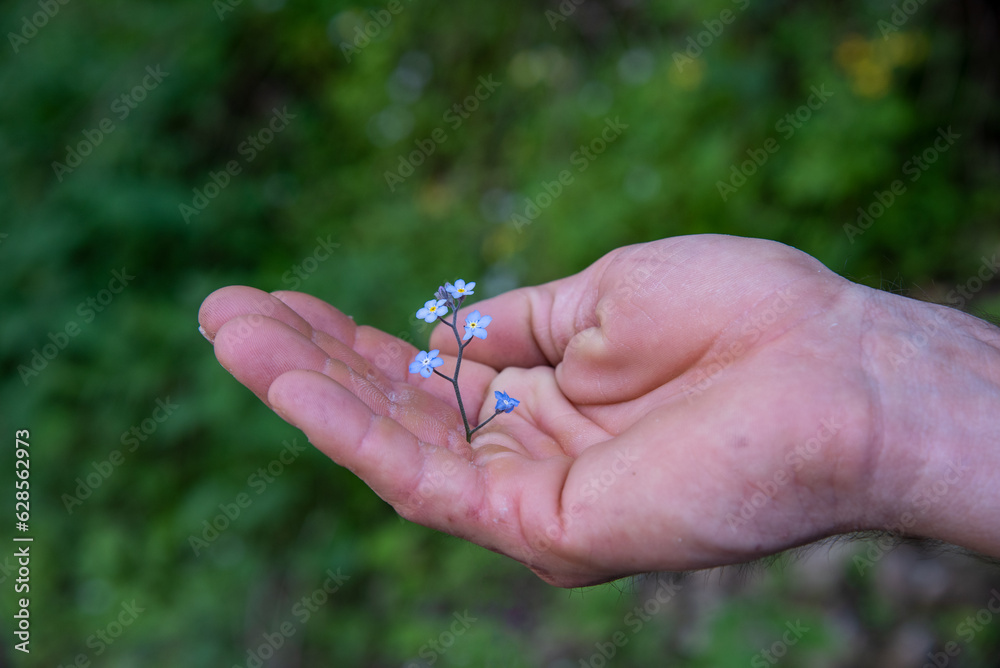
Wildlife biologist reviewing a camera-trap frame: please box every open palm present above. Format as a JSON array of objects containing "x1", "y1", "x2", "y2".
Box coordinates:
[{"x1": 199, "y1": 235, "x2": 878, "y2": 587}]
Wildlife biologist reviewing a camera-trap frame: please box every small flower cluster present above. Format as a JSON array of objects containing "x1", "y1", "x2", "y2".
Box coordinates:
[{"x1": 408, "y1": 280, "x2": 519, "y2": 442}]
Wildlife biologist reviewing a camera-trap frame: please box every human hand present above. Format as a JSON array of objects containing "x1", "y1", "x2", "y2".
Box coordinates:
[{"x1": 198, "y1": 235, "x2": 1000, "y2": 586}]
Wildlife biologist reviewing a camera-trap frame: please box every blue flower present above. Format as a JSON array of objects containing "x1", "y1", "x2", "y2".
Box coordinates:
[
  {"x1": 462, "y1": 310, "x2": 492, "y2": 341},
  {"x1": 409, "y1": 349, "x2": 444, "y2": 378},
  {"x1": 494, "y1": 391, "x2": 519, "y2": 414},
  {"x1": 416, "y1": 299, "x2": 449, "y2": 323},
  {"x1": 446, "y1": 279, "x2": 476, "y2": 299}
]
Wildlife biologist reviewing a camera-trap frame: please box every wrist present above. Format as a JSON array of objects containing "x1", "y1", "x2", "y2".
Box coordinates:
[{"x1": 858, "y1": 285, "x2": 1000, "y2": 556}]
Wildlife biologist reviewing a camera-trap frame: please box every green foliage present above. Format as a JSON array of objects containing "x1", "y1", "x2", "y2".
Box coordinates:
[{"x1": 2, "y1": 0, "x2": 999, "y2": 665}]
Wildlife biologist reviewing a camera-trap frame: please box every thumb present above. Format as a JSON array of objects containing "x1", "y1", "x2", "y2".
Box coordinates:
[
  {"x1": 426, "y1": 246, "x2": 699, "y2": 404},
  {"x1": 428, "y1": 276, "x2": 587, "y2": 370}
]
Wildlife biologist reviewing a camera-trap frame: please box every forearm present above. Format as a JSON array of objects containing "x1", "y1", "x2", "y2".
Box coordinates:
[{"x1": 860, "y1": 285, "x2": 1000, "y2": 557}]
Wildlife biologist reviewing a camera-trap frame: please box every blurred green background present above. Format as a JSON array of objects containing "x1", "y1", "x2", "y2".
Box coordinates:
[{"x1": 3, "y1": 0, "x2": 1000, "y2": 665}]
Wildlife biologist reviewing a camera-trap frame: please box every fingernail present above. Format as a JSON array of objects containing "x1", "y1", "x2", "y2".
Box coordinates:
[{"x1": 198, "y1": 325, "x2": 213, "y2": 343}]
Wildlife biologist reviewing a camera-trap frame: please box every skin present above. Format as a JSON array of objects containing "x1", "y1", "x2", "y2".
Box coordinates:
[{"x1": 198, "y1": 235, "x2": 1000, "y2": 588}]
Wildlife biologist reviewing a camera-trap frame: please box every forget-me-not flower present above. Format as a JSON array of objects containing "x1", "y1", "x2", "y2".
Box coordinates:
[
  {"x1": 416, "y1": 299, "x2": 448, "y2": 323},
  {"x1": 445, "y1": 279, "x2": 475, "y2": 299},
  {"x1": 408, "y1": 277, "x2": 517, "y2": 442},
  {"x1": 462, "y1": 310, "x2": 492, "y2": 341},
  {"x1": 494, "y1": 391, "x2": 520, "y2": 414},
  {"x1": 409, "y1": 349, "x2": 444, "y2": 378}
]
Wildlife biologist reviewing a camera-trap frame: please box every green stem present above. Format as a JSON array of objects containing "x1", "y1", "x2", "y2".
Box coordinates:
[
  {"x1": 446, "y1": 310, "x2": 474, "y2": 441},
  {"x1": 468, "y1": 410, "x2": 502, "y2": 439}
]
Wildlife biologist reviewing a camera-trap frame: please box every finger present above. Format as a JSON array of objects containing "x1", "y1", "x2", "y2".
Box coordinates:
[
  {"x1": 270, "y1": 290, "x2": 359, "y2": 343},
  {"x1": 270, "y1": 290, "x2": 420, "y2": 382},
  {"x1": 269, "y1": 369, "x2": 598, "y2": 583},
  {"x1": 271, "y1": 289, "x2": 489, "y2": 391},
  {"x1": 210, "y1": 312, "x2": 402, "y2": 420},
  {"x1": 202, "y1": 287, "x2": 420, "y2": 387},
  {"x1": 199, "y1": 286, "x2": 313, "y2": 343},
  {"x1": 212, "y1": 315, "x2": 332, "y2": 404},
  {"x1": 472, "y1": 367, "x2": 614, "y2": 459},
  {"x1": 554, "y1": 236, "x2": 841, "y2": 403},
  {"x1": 429, "y1": 237, "x2": 840, "y2": 404},
  {"x1": 215, "y1": 314, "x2": 472, "y2": 447},
  {"x1": 269, "y1": 369, "x2": 484, "y2": 520},
  {"x1": 207, "y1": 286, "x2": 501, "y2": 427},
  {"x1": 550, "y1": 240, "x2": 716, "y2": 403},
  {"x1": 428, "y1": 274, "x2": 592, "y2": 370},
  {"x1": 332, "y1": 325, "x2": 502, "y2": 420}
]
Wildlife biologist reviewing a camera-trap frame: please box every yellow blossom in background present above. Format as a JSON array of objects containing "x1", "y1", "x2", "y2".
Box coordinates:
[
  {"x1": 417, "y1": 181, "x2": 457, "y2": 219},
  {"x1": 835, "y1": 31, "x2": 929, "y2": 98},
  {"x1": 669, "y1": 57, "x2": 705, "y2": 90}
]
